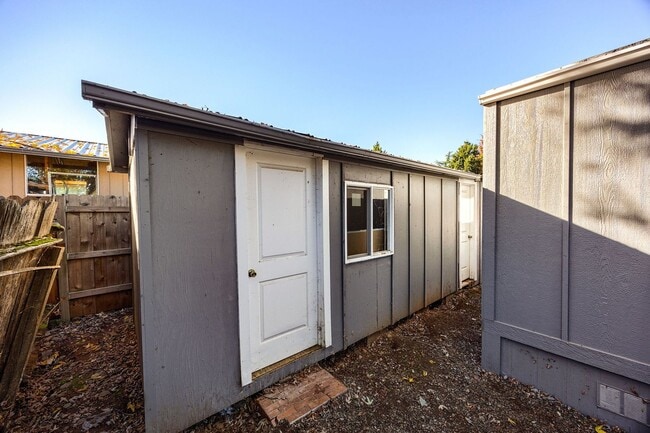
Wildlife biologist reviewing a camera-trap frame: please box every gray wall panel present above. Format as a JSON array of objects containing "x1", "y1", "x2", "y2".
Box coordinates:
[
  {"x1": 494, "y1": 87, "x2": 565, "y2": 338},
  {"x1": 441, "y1": 179, "x2": 457, "y2": 297},
  {"x1": 377, "y1": 257, "x2": 392, "y2": 328},
  {"x1": 570, "y1": 61, "x2": 650, "y2": 363},
  {"x1": 343, "y1": 163, "x2": 391, "y2": 184},
  {"x1": 424, "y1": 176, "x2": 442, "y2": 305},
  {"x1": 409, "y1": 174, "x2": 425, "y2": 313},
  {"x1": 344, "y1": 260, "x2": 379, "y2": 346},
  {"x1": 328, "y1": 161, "x2": 344, "y2": 352},
  {"x1": 392, "y1": 171, "x2": 410, "y2": 322},
  {"x1": 144, "y1": 131, "x2": 239, "y2": 432}
]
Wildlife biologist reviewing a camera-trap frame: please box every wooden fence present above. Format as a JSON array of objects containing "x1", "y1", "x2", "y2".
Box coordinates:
[
  {"x1": 55, "y1": 195, "x2": 132, "y2": 321},
  {"x1": 0, "y1": 197, "x2": 64, "y2": 428}
]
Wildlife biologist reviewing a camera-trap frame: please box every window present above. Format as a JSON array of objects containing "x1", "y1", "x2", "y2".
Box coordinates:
[
  {"x1": 345, "y1": 182, "x2": 394, "y2": 262},
  {"x1": 26, "y1": 156, "x2": 97, "y2": 196}
]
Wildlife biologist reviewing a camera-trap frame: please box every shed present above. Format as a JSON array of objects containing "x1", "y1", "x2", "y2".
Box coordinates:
[
  {"x1": 479, "y1": 39, "x2": 650, "y2": 432},
  {"x1": 0, "y1": 130, "x2": 128, "y2": 197},
  {"x1": 82, "y1": 81, "x2": 481, "y2": 433}
]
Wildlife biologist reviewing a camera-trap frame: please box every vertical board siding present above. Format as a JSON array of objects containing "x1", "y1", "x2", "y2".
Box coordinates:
[
  {"x1": 441, "y1": 179, "x2": 457, "y2": 297},
  {"x1": 569, "y1": 60, "x2": 650, "y2": 363},
  {"x1": 342, "y1": 164, "x2": 392, "y2": 347},
  {"x1": 328, "y1": 161, "x2": 344, "y2": 352},
  {"x1": 0, "y1": 153, "x2": 27, "y2": 198},
  {"x1": 424, "y1": 176, "x2": 442, "y2": 305},
  {"x1": 98, "y1": 162, "x2": 129, "y2": 196},
  {"x1": 408, "y1": 174, "x2": 425, "y2": 314},
  {"x1": 495, "y1": 86, "x2": 565, "y2": 338},
  {"x1": 144, "y1": 132, "x2": 239, "y2": 432},
  {"x1": 481, "y1": 104, "x2": 498, "y2": 323},
  {"x1": 391, "y1": 171, "x2": 410, "y2": 323}
]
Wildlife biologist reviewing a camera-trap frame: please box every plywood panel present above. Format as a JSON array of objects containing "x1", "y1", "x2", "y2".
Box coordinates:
[
  {"x1": 343, "y1": 164, "x2": 391, "y2": 184},
  {"x1": 0, "y1": 153, "x2": 14, "y2": 197},
  {"x1": 570, "y1": 60, "x2": 650, "y2": 363},
  {"x1": 441, "y1": 179, "x2": 457, "y2": 297},
  {"x1": 143, "y1": 131, "x2": 240, "y2": 432},
  {"x1": 327, "y1": 161, "x2": 344, "y2": 351},
  {"x1": 344, "y1": 260, "x2": 378, "y2": 346},
  {"x1": 424, "y1": 177, "x2": 442, "y2": 305},
  {"x1": 495, "y1": 87, "x2": 565, "y2": 338},
  {"x1": 391, "y1": 172, "x2": 409, "y2": 323},
  {"x1": 408, "y1": 174, "x2": 425, "y2": 314},
  {"x1": 11, "y1": 154, "x2": 24, "y2": 196}
]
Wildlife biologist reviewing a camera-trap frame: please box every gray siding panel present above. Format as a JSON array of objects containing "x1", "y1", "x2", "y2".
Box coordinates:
[
  {"x1": 392, "y1": 171, "x2": 410, "y2": 323},
  {"x1": 569, "y1": 61, "x2": 650, "y2": 363},
  {"x1": 144, "y1": 132, "x2": 239, "y2": 432},
  {"x1": 495, "y1": 87, "x2": 565, "y2": 338},
  {"x1": 328, "y1": 161, "x2": 345, "y2": 352},
  {"x1": 441, "y1": 178, "x2": 457, "y2": 297},
  {"x1": 424, "y1": 176, "x2": 442, "y2": 305},
  {"x1": 344, "y1": 260, "x2": 379, "y2": 346},
  {"x1": 409, "y1": 174, "x2": 425, "y2": 314}
]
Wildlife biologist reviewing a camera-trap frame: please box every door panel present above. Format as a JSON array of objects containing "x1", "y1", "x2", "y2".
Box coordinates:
[
  {"x1": 459, "y1": 183, "x2": 474, "y2": 282},
  {"x1": 247, "y1": 150, "x2": 318, "y2": 371}
]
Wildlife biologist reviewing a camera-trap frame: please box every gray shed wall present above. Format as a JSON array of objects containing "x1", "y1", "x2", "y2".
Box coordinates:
[
  {"x1": 482, "y1": 59, "x2": 650, "y2": 432},
  {"x1": 132, "y1": 125, "x2": 473, "y2": 432},
  {"x1": 341, "y1": 164, "x2": 461, "y2": 347}
]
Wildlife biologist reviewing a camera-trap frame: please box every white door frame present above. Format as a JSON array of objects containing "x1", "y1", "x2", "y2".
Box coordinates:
[{"x1": 235, "y1": 141, "x2": 331, "y2": 386}]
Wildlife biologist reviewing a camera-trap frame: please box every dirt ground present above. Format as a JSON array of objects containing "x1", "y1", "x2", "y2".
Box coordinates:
[{"x1": 6, "y1": 286, "x2": 624, "y2": 433}]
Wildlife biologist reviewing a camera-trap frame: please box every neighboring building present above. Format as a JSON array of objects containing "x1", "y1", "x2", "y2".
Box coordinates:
[
  {"x1": 480, "y1": 40, "x2": 649, "y2": 432},
  {"x1": 0, "y1": 130, "x2": 128, "y2": 197},
  {"x1": 82, "y1": 81, "x2": 482, "y2": 433}
]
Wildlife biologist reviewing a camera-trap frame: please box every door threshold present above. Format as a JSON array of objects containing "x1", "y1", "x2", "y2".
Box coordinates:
[{"x1": 252, "y1": 345, "x2": 321, "y2": 380}]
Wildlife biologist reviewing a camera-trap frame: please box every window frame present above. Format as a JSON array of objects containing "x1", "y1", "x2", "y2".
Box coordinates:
[
  {"x1": 24, "y1": 155, "x2": 99, "y2": 196},
  {"x1": 344, "y1": 181, "x2": 394, "y2": 264}
]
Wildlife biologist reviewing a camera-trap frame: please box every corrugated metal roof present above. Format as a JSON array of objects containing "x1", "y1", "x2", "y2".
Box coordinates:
[{"x1": 0, "y1": 130, "x2": 108, "y2": 160}]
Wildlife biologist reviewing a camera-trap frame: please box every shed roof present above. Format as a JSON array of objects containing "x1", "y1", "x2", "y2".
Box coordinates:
[
  {"x1": 81, "y1": 81, "x2": 481, "y2": 181},
  {"x1": 0, "y1": 130, "x2": 109, "y2": 161},
  {"x1": 479, "y1": 38, "x2": 650, "y2": 105}
]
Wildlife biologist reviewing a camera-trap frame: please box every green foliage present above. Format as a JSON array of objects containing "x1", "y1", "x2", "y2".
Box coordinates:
[
  {"x1": 439, "y1": 141, "x2": 482, "y2": 174},
  {"x1": 371, "y1": 141, "x2": 387, "y2": 154}
]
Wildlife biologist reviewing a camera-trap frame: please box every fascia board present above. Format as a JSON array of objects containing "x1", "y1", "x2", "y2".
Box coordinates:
[
  {"x1": 82, "y1": 81, "x2": 481, "y2": 181},
  {"x1": 479, "y1": 39, "x2": 650, "y2": 105}
]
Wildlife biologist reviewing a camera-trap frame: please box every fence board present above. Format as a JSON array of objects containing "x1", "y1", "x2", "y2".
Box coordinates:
[{"x1": 55, "y1": 195, "x2": 132, "y2": 321}]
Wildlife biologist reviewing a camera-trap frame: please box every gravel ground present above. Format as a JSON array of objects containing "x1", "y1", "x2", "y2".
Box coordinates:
[{"x1": 6, "y1": 286, "x2": 624, "y2": 432}]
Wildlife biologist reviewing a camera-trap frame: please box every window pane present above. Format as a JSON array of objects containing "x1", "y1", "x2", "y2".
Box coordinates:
[
  {"x1": 347, "y1": 187, "x2": 368, "y2": 257},
  {"x1": 372, "y1": 188, "x2": 389, "y2": 252},
  {"x1": 26, "y1": 156, "x2": 49, "y2": 194},
  {"x1": 26, "y1": 156, "x2": 97, "y2": 195}
]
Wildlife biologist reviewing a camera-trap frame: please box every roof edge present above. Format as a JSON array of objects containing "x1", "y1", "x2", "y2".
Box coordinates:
[
  {"x1": 81, "y1": 81, "x2": 481, "y2": 180},
  {"x1": 479, "y1": 39, "x2": 650, "y2": 105}
]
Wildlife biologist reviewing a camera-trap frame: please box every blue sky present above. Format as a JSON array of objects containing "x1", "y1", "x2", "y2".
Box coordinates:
[{"x1": 1, "y1": 1, "x2": 649, "y2": 163}]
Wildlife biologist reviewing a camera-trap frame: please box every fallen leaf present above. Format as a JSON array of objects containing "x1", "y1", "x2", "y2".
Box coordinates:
[
  {"x1": 38, "y1": 352, "x2": 59, "y2": 366},
  {"x1": 90, "y1": 373, "x2": 104, "y2": 380},
  {"x1": 418, "y1": 396, "x2": 428, "y2": 407},
  {"x1": 508, "y1": 418, "x2": 516, "y2": 425},
  {"x1": 594, "y1": 426, "x2": 606, "y2": 433},
  {"x1": 127, "y1": 401, "x2": 136, "y2": 413},
  {"x1": 422, "y1": 370, "x2": 428, "y2": 377},
  {"x1": 429, "y1": 360, "x2": 435, "y2": 364},
  {"x1": 402, "y1": 377, "x2": 415, "y2": 383}
]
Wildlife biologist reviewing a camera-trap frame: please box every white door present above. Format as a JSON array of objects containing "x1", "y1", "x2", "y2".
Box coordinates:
[
  {"x1": 459, "y1": 183, "x2": 475, "y2": 283},
  {"x1": 245, "y1": 149, "x2": 319, "y2": 372}
]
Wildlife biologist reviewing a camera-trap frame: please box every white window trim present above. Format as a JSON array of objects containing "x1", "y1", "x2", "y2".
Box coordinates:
[{"x1": 344, "y1": 181, "x2": 394, "y2": 264}]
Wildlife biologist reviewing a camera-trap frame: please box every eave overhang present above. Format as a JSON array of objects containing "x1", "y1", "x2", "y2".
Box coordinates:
[
  {"x1": 82, "y1": 81, "x2": 481, "y2": 181},
  {"x1": 479, "y1": 38, "x2": 650, "y2": 106}
]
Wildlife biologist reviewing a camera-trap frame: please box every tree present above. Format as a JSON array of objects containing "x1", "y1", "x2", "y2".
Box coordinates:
[
  {"x1": 439, "y1": 141, "x2": 482, "y2": 174},
  {"x1": 371, "y1": 141, "x2": 387, "y2": 154}
]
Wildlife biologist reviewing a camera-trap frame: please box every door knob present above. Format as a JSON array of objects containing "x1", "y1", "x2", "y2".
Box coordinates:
[{"x1": 248, "y1": 269, "x2": 257, "y2": 278}]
